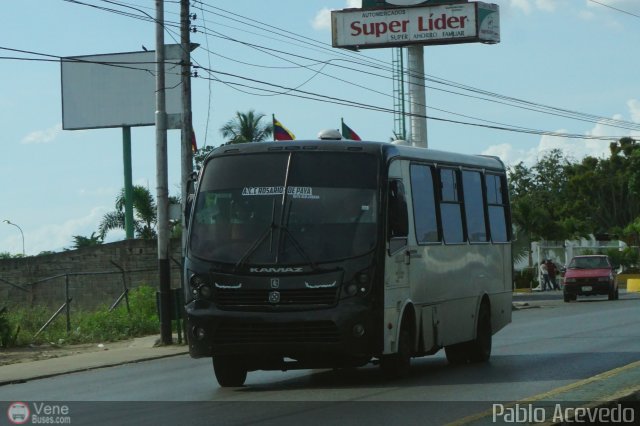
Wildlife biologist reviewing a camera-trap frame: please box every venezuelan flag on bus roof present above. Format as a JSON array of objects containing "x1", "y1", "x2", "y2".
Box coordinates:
[
  {"x1": 273, "y1": 115, "x2": 295, "y2": 141},
  {"x1": 341, "y1": 118, "x2": 362, "y2": 141}
]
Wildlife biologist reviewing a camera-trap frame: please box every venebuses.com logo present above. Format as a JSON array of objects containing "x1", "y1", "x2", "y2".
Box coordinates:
[
  {"x1": 7, "y1": 402, "x2": 30, "y2": 424},
  {"x1": 6, "y1": 401, "x2": 71, "y2": 424}
]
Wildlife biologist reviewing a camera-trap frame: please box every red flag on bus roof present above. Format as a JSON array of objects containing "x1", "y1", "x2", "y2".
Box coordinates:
[{"x1": 341, "y1": 119, "x2": 361, "y2": 141}]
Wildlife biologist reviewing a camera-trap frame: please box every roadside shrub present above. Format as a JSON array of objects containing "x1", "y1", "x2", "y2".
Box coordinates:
[
  {"x1": 513, "y1": 268, "x2": 536, "y2": 290},
  {"x1": 4, "y1": 285, "x2": 160, "y2": 347},
  {"x1": 77, "y1": 286, "x2": 159, "y2": 342},
  {"x1": 0, "y1": 307, "x2": 20, "y2": 348},
  {"x1": 606, "y1": 247, "x2": 640, "y2": 272}
]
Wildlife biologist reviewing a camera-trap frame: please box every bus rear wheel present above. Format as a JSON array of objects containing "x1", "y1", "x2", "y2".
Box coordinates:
[
  {"x1": 213, "y1": 356, "x2": 247, "y2": 387},
  {"x1": 445, "y1": 342, "x2": 469, "y2": 365},
  {"x1": 445, "y1": 302, "x2": 491, "y2": 364},
  {"x1": 468, "y1": 303, "x2": 492, "y2": 363}
]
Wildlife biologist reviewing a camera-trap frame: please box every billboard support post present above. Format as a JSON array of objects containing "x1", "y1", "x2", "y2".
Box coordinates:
[
  {"x1": 332, "y1": 2, "x2": 499, "y2": 148},
  {"x1": 407, "y1": 45, "x2": 427, "y2": 148},
  {"x1": 122, "y1": 126, "x2": 134, "y2": 239}
]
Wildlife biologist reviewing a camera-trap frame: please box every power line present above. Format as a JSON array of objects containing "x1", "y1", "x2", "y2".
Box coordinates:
[
  {"x1": 192, "y1": 1, "x2": 640, "y2": 132},
  {"x1": 588, "y1": 0, "x2": 640, "y2": 19},
  {"x1": 1, "y1": 45, "x2": 623, "y2": 143},
  {"x1": 62, "y1": 0, "x2": 640, "y2": 133},
  {"x1": 0, "y1": 46, "x2": 184, "y2": 79},
  {"x1": 52, "y1": 0, "x2": 640, "y2": 138},
  {"x1": 194, "y1": 26, "x2": 640, "y2": 133},
  {"x1": 201, "y1": 66, "x2": 623, "y2": 142}
]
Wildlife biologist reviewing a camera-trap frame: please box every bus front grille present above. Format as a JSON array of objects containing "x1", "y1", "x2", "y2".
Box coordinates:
[
  {"x1": 213, "y1": 321, "x2": 341, "y2": 345},
  {"x1": 213, "y1": 288, "x2": 338, "y2": 308}
]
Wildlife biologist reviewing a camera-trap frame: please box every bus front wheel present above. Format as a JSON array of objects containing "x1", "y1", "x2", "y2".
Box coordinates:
[
  {"x1": 213, "y1": 356, "x2": 247, "y2": 387},
  {"x1": 380, "y1": 328, "x2": 412, "y2": 378}
]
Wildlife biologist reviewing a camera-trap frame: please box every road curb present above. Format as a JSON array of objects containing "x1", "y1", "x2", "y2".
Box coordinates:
[
  {"x1": 449, "y1": 360, "x2": 640, "y2": 425},
  {"x1": 0, "y1": 348, "x2": 188, "y2": 387}
]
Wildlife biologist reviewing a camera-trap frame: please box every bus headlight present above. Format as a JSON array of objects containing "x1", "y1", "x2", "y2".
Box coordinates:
[
  {"x1": 190, "y1": 274, "x2": 212, "y2": 300},
  {"x1": 352, "y1": 323, "x2": 365, "y2": 337},
  {"x1": 199, "y1": 284, "x2": 213, "y2": 299},
  {"x1": 357, "y1": 271, "x2": 370, "y2": 285},
  {"x1": 345, "y1": 283, "x2": 359, "y2": 297},
  {"x1": 190, "y1": 274, "x2": 207, "y2": 288},
  {"x1": 342, "y1": 269, "x2": 373, "y2": 298}
]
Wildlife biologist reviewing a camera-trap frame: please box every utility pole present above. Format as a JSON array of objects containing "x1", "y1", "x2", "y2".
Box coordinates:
[
  {"x1": 180, "y1": 0, "x2": 193, "y2": 261},
  {"x1": 156, "y1": 0, "x2": 172, "y2": 345}
]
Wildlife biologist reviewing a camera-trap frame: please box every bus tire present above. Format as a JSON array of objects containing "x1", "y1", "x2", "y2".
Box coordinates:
[
  {"x1": 468, "y1": 302, "x2": 492, "y2": 363},
  {"x1": 445, "y1": 342, "x2": 469, "y2": 365},
  {"x1": 380, "y1": 328, "x2": 412, "y2": 378},
  {"x1": 213, "y1": 356, "x2": 247, "y2": 387}
]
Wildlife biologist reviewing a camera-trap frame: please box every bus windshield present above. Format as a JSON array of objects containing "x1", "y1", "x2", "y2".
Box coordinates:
[{"x1": 189, "y1": 151, "x2": 379, "y2": 264}]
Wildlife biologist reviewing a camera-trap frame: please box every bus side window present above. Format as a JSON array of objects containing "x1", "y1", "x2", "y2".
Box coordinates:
[{"x1": 388, "y1": 179, "x2": 408, "y2": 253}]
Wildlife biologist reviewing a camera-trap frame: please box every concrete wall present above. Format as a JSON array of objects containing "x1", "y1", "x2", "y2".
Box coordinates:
[{"x1": 0, "y1": 239, "x2": 183, "y2": 310}]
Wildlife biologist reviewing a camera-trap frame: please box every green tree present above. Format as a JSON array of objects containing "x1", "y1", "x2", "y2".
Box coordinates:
[
  {"x1": 70, "y1": 232, "x2": 103, "y2": 249},
  {"x1": 220, "y1": 110, "x2": 273, "y2": 144},
  {"x1": 194, "y1": 145, "x2": 214, "y2": 172},
  {"x1": 99, "y1": 186, "x2": 158, "y2": 240},
  {"x1": 508, "y1": 149, "x2": 574, "y2": 244},
  {"x1": 564, "y1": 137, "x2": 640, "y2": 238}
]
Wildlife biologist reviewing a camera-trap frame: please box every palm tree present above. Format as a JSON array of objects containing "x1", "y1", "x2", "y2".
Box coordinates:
[
  {"x1": 71, "y1": 232, "x2": 103, "y2": 249},
  {"x1": 220, "y1": 110, "x2": 273, "y2": 144},
  {"x1": 99, "y1": 185, "x2": 158, "y2": 240}
]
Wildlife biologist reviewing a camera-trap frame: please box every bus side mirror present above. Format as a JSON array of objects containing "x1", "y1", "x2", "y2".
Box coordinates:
[
  {"x1": 388, "y1": 179, "x2": 408, "y2": 254},
  {"x1": 184, "y1": 171, "x2": 198, "y2": 228},
  {"x1": 185, "y1": 194, "x2": 195, "y2": 228}
]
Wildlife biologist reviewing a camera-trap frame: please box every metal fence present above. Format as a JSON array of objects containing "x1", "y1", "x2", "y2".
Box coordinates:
[{"x1": 0, "y1": 258, "x2": 184, "y2": 337}]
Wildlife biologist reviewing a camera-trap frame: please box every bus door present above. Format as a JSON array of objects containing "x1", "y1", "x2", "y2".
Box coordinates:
[{"x1": 383, "y1": 176, "x2": 410, "y2": 353}]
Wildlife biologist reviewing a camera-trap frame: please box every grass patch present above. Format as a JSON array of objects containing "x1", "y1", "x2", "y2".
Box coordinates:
[{"x1": 1, "y1": 285, "x2": 161, "y2": 348}]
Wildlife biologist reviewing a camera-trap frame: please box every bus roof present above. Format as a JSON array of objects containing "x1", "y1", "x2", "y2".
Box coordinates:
[{"x1": 208, "y1": 140, "x2": 506, "y2": 173}]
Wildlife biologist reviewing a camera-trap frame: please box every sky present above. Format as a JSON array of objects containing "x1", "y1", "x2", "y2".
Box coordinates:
[{"x1": 1, "y1": 0, "x2": 639, "y2": 255}]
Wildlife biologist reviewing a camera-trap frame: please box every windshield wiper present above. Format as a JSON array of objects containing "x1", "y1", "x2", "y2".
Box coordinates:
[
  {"x1": 233, "y1": 221, "x2": 277, "y2": 272},
  {"x1": 232, "y1": 221, "x2": 321, "y2": 272},
  {"x1": 233, "y1": 198, "x2": 278, "y2": 272},
  {"x1": 274, "y1": 153, "x2": 322, "y2": 271},
  {"x1": 279, "y1": 225, "x2": 320, "y2": 271},
  {"x1": 234, "y1": 152, "x2": 321, "y2": 272}
]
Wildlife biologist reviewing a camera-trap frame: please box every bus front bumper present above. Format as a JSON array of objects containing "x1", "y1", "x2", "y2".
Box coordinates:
[{"x1": 185, "y1": 300, "x2": 377, "y2": 368}]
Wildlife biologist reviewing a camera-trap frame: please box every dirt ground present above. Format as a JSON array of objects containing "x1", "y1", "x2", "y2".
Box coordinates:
[{"x1": 0, "y1": 339, "x2": 138, "y2": 367}]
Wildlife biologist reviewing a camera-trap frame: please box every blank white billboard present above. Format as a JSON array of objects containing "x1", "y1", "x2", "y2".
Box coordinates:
[{"x1": 61, "y1": 45, "x2": 184, "y2": 130}]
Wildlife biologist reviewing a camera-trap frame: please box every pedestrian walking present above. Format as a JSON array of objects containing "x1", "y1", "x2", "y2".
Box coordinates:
[
  {"x1": 539, "y1": 261, "x2": 553, "y2": 291},
  {"x1": 546, "y1": 259, "x2": 560, "y2": 290}
]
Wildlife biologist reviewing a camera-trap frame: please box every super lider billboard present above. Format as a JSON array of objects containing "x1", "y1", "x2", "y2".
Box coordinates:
[{"x1": 332, "y1": 1, "x2": 499, "y2": 49}]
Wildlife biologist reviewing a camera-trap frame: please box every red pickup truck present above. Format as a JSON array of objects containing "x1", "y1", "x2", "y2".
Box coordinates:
[{"x1": 563, "y1": 255, "x2": 618, "y2": 302}]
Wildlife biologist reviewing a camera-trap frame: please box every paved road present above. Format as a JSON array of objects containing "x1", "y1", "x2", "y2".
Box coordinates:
[{"x1": 2, "y1": 293, "x2": 639, "y2": 425}]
